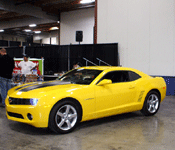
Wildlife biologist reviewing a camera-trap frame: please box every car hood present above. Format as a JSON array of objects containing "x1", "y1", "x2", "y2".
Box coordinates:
[
  {"x1": 8, "y1": 80, "x2": 83, "y2": 98},
  {"x1": 15, "y1": 81, "x2": 73, "y2": 92}
]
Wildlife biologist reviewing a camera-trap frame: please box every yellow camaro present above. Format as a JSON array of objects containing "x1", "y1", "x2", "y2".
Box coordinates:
[{"x1": 5, "y1": 66, "x2": 166, "y2": 134}]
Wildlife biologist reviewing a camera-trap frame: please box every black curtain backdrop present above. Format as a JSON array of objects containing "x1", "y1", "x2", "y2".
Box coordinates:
[
  {"x1": 9, "y1": 41, "x2": 21, "y2": 47},
  {"x1": 6, "y1": 47, "x2": 23, "y2": 58},
  {"x1": 0, "y1": 40, "x2": 8, "y2": 46},
  {"x1": 6, "y1": 43, "x2": 118, "y2": 74},
  {"x1": 69, "y1": 44, "x2": 118, "y2": 68}
]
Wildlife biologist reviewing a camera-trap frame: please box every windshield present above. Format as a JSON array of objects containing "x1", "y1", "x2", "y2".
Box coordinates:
[{"x1": 58, "y1": 69, "x2": 102, "y2": 85}]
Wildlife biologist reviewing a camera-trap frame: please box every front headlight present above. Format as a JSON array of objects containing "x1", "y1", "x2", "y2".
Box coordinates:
[
  {"x1": 8, "y1": 97, "x2": 39, "y2": 106},
  {"x1": 30, "y1": 98, "x2": 38, "y2": 106}
]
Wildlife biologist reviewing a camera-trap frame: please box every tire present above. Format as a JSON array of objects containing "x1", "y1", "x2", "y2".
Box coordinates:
[
  {"x1": 49, "y1": 99, "x2": 81, "y2": 134},
  {"x1": 141, "y1": 91, "x2": 160, "y2": 116}
]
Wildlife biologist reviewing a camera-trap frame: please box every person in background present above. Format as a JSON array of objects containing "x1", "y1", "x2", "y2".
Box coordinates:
[
  {"x1": 0, "y1": 48, "x2": 14, "y2": 108},
  {"x1": 73, "y1": 62, "x2": 80, "y2": 69},
  {"x1": 18, "y1": 54, "x2": 37, "y2": 75}
]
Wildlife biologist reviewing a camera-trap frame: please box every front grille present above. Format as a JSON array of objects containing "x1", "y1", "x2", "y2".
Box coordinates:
[
  {"x1": 9, "y1": 97, "x2": 31, "y2": 105},
  {"x1": 7, "y1": 112, "x2": 24, "y2": 119}
]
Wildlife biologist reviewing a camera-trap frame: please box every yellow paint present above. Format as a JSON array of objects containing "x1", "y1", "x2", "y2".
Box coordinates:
[{"x1": 5, "y1": 66, "x2": 166, "y2": 128}]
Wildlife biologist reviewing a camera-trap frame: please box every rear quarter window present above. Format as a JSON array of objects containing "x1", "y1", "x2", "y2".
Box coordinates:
[{"x1": 129, "y1": 71, "x2": 141, "y2": 81}]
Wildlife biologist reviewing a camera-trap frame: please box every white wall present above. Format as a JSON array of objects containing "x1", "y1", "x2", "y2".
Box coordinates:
[
  {"x1": 42, "y1": 38, "x2": 50, "y2": 44},
  {"x1": 60, "y1": 8, "x2": 95, "y2": 45},
  {"x1": 97, "y1": 0, "x2": 175, "y2": 76},
  {"x1": 0, "y1": 33, "x2": 25, "y2": 42},
  {"x1": 33, "y1": 30, "x2": 59, "y2": 45},
  {"x1": 0, "y1": 30, "x2": 59, "y2": 45}
]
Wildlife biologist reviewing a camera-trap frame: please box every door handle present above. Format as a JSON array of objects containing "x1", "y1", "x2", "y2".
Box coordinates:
[{"x1": 129, "y1": 85, "x2": 135, "y2": 89}]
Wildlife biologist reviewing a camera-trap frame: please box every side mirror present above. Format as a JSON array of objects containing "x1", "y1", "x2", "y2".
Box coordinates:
[{"x1": 97, "y1": 79, "x2": 112, "y2": 86}]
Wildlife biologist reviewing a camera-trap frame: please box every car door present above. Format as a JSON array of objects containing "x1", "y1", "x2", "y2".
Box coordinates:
[{"x1": 94, "y1": 71, "x2": 139, "y2": 118}]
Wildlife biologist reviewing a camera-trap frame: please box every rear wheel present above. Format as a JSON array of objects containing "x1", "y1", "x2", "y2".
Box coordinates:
[
  {"x1": 141, "y1": 91, "x2": 160, "y2": 116},
  {"x1": 49, "y1": 100, "x2": 81, "y2": 134}
]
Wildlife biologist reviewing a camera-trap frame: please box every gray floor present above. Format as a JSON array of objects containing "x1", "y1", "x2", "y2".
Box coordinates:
[{"x1": 0, "y1": 96, "x2": 175, "y2": 150}]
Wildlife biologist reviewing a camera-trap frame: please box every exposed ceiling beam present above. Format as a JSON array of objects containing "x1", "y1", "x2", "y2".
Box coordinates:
[
  {"x1": 15, "y1": 0, "x2": 41, "y2": 5},
  {"x1": 34, "y1": 0, "x2": 78, "y2": 6},
  {"x1": 0, "y1": 0, "x2": 95, "y2": 37},
  {"x1": 41, "y1": 0, "x2": 94, "y2": 13},
  {"x1": 0, "y1": 17, "x2": 57, "y2": 29},
  {"x1": 0, "y1": 0, "x2": 58, "y2": 21}
]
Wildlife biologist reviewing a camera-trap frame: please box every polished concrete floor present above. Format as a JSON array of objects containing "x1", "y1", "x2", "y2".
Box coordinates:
[{"x1": 0, "y1": 96, "x2": 175, "y2": 150}]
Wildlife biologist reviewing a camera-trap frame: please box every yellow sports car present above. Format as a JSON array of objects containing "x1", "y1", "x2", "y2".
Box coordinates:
[{"x1": 5, "y1": 66, "x2": 166, "y2": 134}]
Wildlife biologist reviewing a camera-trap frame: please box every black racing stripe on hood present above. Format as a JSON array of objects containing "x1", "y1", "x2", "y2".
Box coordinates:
[
  {"x1": 15, "y1": 82, "x2": 38, "y2": 91},
  {"x1": 19, "y1": 81, "x2": 71, "y2": 92}
]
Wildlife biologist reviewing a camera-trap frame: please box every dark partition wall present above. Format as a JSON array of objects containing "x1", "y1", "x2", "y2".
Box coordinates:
[
  {"x1": 22, "y1": 42, "x2": 29, "y2": 46},
  {"x1": 25, "y1": 45, "x2": 69, "y2": 74},
  {"x1": 9, "y1": 41, "x2": 21, "y2": 47},
  {"x1": 69, "y1": 44, "x2": 118, "y2": 68},
  {"x1": 0, "y1": 40, "x2": 8, "y2": 46},
  {"x1": 94, "y1": 44, "x2": 118, "y2": 66},
  {"x1": 59, "y1": 46, "x2": 68, "y2": 72},
  {"x1": 70, "y1": 45, "x2": 93, "y2": 68},
  {"x1": 6, "y1": 47, "x2": 23, "y2": 58},
  {"x1": 6, "y1": 43, "x2": 118, "y2": 74}
]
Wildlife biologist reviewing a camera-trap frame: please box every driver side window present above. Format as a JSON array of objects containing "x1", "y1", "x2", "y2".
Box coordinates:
[{"x1": 101, "y1": 71, "x2": 130, "y2": 83}]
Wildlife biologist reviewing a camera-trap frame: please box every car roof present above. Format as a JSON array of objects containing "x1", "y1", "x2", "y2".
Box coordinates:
[
  {"x1": 78, "y1": 66, "x2": 149, "y2": 77},
  {"x1": 78, "y1": 66, "x2": 135, "y2": 71},
  {"x1": 78, "y1": 66, "x2": 115, "y2": 70}
]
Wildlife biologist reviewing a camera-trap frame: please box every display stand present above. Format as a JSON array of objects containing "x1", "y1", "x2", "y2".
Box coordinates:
[{"x1": 12, "y1": 58, "x2": 44, "y2": 85}]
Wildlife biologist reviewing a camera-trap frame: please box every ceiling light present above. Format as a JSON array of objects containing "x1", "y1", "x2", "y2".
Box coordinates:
[
  {"x1": 0, "y1": 29, "x2": 4, "y2": 32},
  {"x1": 24, "y1": 29, "x2": 31, "y2": 32},
  {"x1": 80, "y1": 0, "x2": 95, "y2": 4},
  {"x1": 34, "y1": 31, "x2": 41, "y2": 34},
  {"x1": 29, "y1": 24, "x2": 36, "y2": 27},
  {"x1": 49, "y1": 27, "x2": 59, "y2": 31},
  {"x1": 57, "y1": 21, "x2": 60, "y2": 23}
]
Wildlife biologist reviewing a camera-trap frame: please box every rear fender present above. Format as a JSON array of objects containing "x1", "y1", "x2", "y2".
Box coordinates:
[{"x1": 142, "y1": 77, "x2": 166, "y2": 103}]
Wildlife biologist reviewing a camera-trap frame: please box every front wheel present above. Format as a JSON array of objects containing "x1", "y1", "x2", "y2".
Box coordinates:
[
  {"x1": 49, "y1": 100, "x2": 81, "y2": 134},
  {"x1": 141, "y1": 91, "x2": 160, "y2": 116}
]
